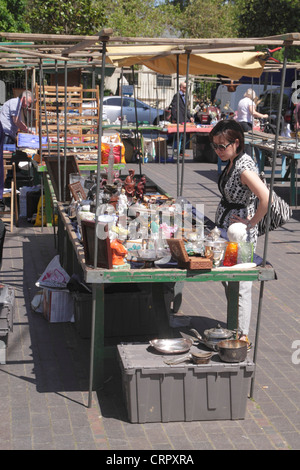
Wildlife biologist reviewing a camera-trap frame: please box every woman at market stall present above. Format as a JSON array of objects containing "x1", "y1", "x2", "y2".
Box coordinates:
[
  {"x1": 236, "y1": 88, "x2": 268, "y2": 132},
  {"x1": 209, "y1": 119, "x2": 270, "y2": 343}
]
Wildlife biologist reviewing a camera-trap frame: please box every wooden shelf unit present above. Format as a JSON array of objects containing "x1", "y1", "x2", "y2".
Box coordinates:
[{"x1": 35, "y1": 84, "x2": 100, "y2": 153}]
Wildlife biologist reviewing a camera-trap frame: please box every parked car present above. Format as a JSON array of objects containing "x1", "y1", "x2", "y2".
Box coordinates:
[
  {"x1": 102, "y1": 96, "x2": 164, "y2": 125},
  {"x1": 69, "y1": 100, "x2": 108, "y2": 121}
]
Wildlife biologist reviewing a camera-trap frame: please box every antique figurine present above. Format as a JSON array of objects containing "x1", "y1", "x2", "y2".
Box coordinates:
[
  {"x1": 118, "y1": 188, "x2": 128, "y2": 215},
  {"x1": 110, "y1": 238, "x2": 128, "y2": 266},
  {"x1": 124, "y1": 169, "x2": 136, "y2": 197},
  {"x1": 136, "y1": 175, "x2": 146, "y2": 200}
]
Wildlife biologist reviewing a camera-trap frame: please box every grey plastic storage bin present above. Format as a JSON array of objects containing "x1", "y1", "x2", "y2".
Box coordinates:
[
  {"x1": 0, "y1": 285, "x2": 15, "y2": 364},
  {"x1": 117, "y1": 343, "x2": 255, "y2": 423}
]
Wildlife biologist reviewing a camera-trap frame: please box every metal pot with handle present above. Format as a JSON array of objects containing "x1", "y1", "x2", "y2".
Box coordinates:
[{"x1": 216, "y1": 339, "x2": 248, "y2": 363}]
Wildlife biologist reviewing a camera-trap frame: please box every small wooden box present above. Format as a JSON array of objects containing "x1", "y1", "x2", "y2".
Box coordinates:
[
  {"x1": 81, "y1": 219, "x2": 113, "y2": 269},
  {"x1": 167, "y1": 239, "x2": 212, "y2": 270}
]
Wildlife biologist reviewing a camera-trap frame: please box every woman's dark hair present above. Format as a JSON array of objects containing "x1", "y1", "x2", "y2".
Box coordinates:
[{"x1": 209, "y1": 119, "x2": 244, "y2": 153}]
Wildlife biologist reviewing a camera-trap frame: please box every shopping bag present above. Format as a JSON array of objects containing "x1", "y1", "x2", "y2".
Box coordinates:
[{"x1": 36, "y1": 255, "x2": 70, "y2": 289}]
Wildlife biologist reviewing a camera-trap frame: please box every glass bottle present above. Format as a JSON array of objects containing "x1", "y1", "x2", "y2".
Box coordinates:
[{"x1": 223, "y1": 242, "x2": 238, "y2": 266}]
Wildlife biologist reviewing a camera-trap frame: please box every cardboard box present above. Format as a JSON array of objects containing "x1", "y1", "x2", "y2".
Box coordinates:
[{"x1": 43, "y1": 288, "x2": 74, "y2": 323}]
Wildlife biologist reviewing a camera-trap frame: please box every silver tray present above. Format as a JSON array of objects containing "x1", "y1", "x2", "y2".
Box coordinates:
[{"x1": 149, "y1": 338, "x2": 193, "y2": 354}]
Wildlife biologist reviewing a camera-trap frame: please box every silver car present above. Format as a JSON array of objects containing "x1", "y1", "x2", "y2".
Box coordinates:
[{"x1": 102, "y1": 96, "x2": 164, "y2": 124}]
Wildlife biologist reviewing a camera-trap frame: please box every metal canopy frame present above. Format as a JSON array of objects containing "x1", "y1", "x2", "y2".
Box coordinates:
[{"x1": 1, "y1": 30, "x2": 299, "y2": 407}]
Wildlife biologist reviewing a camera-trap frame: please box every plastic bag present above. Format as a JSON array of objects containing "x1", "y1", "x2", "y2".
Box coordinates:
[
  {"x1": 36, "y1": 255, "x2": 70, "y2": 289},
  {"x1": 101, "y1": 134, "x2": 125, "y2": 164},
  {"x1": 101, "y1": 143, "x2": 125, "y2": 164}
]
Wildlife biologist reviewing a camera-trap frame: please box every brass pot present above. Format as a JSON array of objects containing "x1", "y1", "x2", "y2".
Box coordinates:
[{"x1": 216, "y1": 339, "x2": 248, "y2": 363}]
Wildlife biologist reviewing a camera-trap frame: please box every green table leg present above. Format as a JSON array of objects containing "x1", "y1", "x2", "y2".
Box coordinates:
[
  {"x1": 92, "y1": 284, "x2": 105, "y2": 390},
  {"x1": 226, "y1": 281, "x2": 239, "y2": 332}
]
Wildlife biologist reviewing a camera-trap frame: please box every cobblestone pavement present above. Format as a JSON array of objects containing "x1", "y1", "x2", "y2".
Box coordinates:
[{"x1": 0, "y1": 154, "x2": 299, "y2": 450}]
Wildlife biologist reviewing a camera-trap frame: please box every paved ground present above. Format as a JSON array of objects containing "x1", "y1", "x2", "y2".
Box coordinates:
[{"x1": 0, "y1": 151, "x2": 299, "y2": 451}]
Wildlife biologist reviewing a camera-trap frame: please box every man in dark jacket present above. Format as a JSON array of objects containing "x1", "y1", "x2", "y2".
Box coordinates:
[
  {"x1": 169, "y1": 82, "x2": 194, "y2": 155},
  {"x1": 170, "y1": 82, "x2": 194, "y2": 124}
]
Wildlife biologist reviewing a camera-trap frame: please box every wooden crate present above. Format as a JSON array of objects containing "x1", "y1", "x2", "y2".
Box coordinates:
[{"x1": 35, "y1": 84, "x2": 99, "y2": 154}]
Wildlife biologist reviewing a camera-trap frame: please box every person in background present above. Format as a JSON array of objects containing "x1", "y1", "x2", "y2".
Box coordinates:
[
  {"x1": 236, "y1": 88, "x2": 268, "y2": 132},
  {"x1": 293, "y1": 101, "x2": 300, "y2": 130},
  {"x1": 170, "y1": 82, "x2": 194, "y2": 124},
  {"x1": 209, "y1": 119, "x2": 270, "y2": 343},
  {"x1": 169, "y1": 82, "x2": 194, "y2": 155},
  {"x1": 0, "y1": 90, "x2": 34, "y2": 213},
  {"x1": 0, "y1": 90, "x2": 34, "y2": 145}
]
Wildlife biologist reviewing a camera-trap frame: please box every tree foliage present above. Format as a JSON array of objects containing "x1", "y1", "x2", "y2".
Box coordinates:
[
  {"x1": 0, "y1": 0, "x2": 299, "y2": 64},
  {"x1": 178, "y1": 0, "x2": 238, "y2": 38},
  {"x1": 104, "y1": 0, "x2": 181, "y2": 37},
  {"x1": 0, "y1": 0, "x2": 30, "y2": 33},
  {"x1": 26, "y1": 0, "x2": 106, "y2": 35},
  {"x1": 236, "y1": 0, "x2": 300, "y2": 38},
  {"x1": 235, "y1": 0, "x2": 300, "y2": 60}
]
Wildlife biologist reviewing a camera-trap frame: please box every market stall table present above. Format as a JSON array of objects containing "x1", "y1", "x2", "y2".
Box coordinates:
[
  {"x1": 31, "y1": 158, "x2": 126, "y2": 225},
  {"x1": 103, "y1": 123, "x2": 162, "y2": 163},
  {"x1": 248, "y1": 140, "x2": 300, "y2": 206},
  {"x1": 56, "y1": 200, "x2": 275, "y2": 395},
  {"x1": 159, "y1": 124, "x2": 213, "y2": 162}
]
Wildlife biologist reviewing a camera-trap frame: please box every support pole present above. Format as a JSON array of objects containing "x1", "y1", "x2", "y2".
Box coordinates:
[
  {"x1": 180, "y1": 51, "x2": 190, "y2": 197},
  {"x1": 120, "y1": 67, "x2": 124, "y2": 135},
  {"x1": 63, "y1": 61, "x2": 68, "y2": 203},
  {"x1": 132, "y1": 65, "x2": 142, "y2": 175},
  {"x1": 55, "y1": 60, "x2": 61, "y2": 202},
  {"x1": 38, "y1": 60, "x2": 43, "y2": 166},
  {"x1": 88, "y1": 38, "x2": 107, "y2": 408},
  {"x1": 24, "y1": 67, "x2": 29, "y2": 124},
  {"x1": 38, "y1": 59, "x2": 44, "y2": 232},
  {"x1": 176, "y1": 55, "x2": 180, "y2": 196},
  {"x1": 262, "y1": 46, "x2": 289, "y2": 267},
  {"x1": 250, "y1": 45, "x2": 289, "y2": 398}
]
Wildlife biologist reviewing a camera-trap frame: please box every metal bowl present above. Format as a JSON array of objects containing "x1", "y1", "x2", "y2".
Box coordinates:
[
  {"x1": 191, "y1": 351, "x2": 213, "y2": 364},
  {"x1": 149, "y1": 338, "x2": 193, "y2": 354}
]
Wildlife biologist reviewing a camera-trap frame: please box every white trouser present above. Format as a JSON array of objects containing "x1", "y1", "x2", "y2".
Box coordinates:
[
  {"x1": 238, "y1": 281, "x2": 252, "y2": 336},
  {"x1": 222, "y1": 280, "x2": 252, "y2": 336}
]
